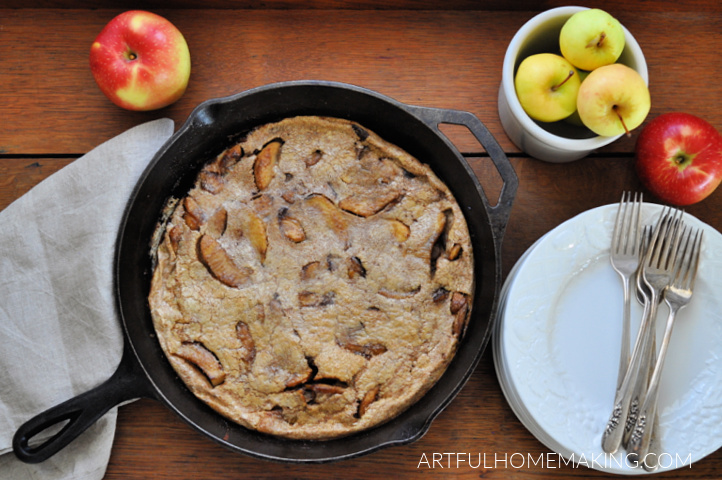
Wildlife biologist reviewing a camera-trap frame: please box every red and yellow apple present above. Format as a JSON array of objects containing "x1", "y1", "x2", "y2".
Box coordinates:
[
  {"x1": 636, "y1": 112, "x2": 722, "y2": 206},
  {"x1": 90, "y1": 10, "x2": 191, "y2": 111},
  {"x1": 576, "y1": 63, "x2": 650, "y2": 137}
]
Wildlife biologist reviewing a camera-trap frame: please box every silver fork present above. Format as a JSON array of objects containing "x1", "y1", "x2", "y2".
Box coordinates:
[
  {"x1": 627, "y1": 225, "x2": 703, "y2": 464},
  {"x1": 626, "y1": 225, "x2": 662, "y2": 471},
  {"x1": 610, "y1": 192, "x2": 643, "y2": 390},
  {"x1": 623, "y1": 225, "x2": 654, "y2": 447},
  {"x1": 602, "y1": 206, "x2": 682, "y2": 454}
]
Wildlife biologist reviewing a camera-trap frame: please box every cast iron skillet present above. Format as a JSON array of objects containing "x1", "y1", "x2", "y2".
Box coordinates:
[{"x1": 14, "y1": 80, "x2": 517, "y2": 464}]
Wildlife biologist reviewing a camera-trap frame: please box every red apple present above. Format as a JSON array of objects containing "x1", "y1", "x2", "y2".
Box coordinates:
[
  {"x1": 90, "y1": 10, "x2": 191, "y2": 111},
  {"x1": 635, "y1": 112, "x2": 722, "y2": 206}
]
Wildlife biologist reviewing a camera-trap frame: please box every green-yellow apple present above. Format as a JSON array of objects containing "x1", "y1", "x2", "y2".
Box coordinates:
[
  {"x1": 559, "y1": 9, "x2": 625, "y2": 71},
  {"x1": 636, "y1": 112, "x2": 722, "y2": 206},
  {"x1": 576, "y1": 63, "x2": 650, "y2": 137},
  {"x1": 90, "y1": 10, "x2": 191, "y2": 111},
  {"x1": 514, "y1": 53, "x2": 581, "y2": 123}
]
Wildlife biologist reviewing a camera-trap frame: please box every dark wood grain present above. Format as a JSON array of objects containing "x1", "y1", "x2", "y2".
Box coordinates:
[
  {"x1": 2, "y1": 2, "x2": 722, "y2": 479},
  {"x1": 0, "y1": 157, "x2": 75, "y2": 210}
]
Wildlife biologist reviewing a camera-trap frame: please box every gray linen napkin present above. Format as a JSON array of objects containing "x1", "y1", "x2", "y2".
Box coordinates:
[{"x1": 0, "y1": 118, "x2": 174, "y2": 479}]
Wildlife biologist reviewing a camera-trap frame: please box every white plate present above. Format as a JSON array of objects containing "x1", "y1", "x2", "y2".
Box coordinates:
[{"x1": 494, "y1": 204, "x2": 722, "y2": 474}]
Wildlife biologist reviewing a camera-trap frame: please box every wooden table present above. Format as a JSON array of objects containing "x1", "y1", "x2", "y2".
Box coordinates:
[{"x1": 2, "y1": 1, "x2": 722, "y2": 478}]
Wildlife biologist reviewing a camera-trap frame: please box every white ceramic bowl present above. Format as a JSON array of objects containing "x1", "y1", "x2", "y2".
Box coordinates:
[{"x1": 498, "y1": 6, "x2": 649, "y2": 163}]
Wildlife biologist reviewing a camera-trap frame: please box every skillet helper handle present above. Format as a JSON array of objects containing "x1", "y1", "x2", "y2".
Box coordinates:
[
  {"x1": 407, "y1": 105, "x2": 518, "y2": 241},
  {"x1": 13, "y1": 343, "x2": 153, "y2": 464}
]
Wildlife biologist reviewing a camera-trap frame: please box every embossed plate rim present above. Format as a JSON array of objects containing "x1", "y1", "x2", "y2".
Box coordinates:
[{"x1": 494, "y1": 203, "x2": 722, "y2": 474}]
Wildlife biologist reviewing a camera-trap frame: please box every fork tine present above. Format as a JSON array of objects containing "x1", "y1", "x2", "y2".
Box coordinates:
[
  {"x1": 613, "y1": 192, "x2": 629, "y2": 253},
  {"x1": 689, "y1": 230, "x2": 703, "y2": 290},
  {"x1": 661, "y1": 209, "x2": 685, "y2": 271},
  {"x1": 647, "y1": 207, "x2": 685, "y2": 270},
  {"x1": 671, "y1": 225, "x2": 692, "y2": 282},
  {"x1": 646, "y1": 206, "x2": 671, "y2": 269},
  {"x1": 635, "y1": 193, "x2": 643, "y2": 247},
  {"x1": 612, "y1": 192, "x2": 625, "y2": 250},
  {"x1": 619, "y1": 196, "x2": 632, "y2": 252},
  {"x1": 628, "y1": 192, "x2": 643, "y2": 255}
]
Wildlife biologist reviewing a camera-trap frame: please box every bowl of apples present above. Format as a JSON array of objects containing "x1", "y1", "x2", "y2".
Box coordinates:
[{"x1": 498, "y1": 6, "x2": 649, "y2": 162}]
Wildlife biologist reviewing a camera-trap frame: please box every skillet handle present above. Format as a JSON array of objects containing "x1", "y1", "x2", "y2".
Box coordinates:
[
  {"x1": 13, "y1": 343, "x2": 154, "y2": 464},
  {"x1": 406, "y1": 105, "x2": 518, "y2": 241}
]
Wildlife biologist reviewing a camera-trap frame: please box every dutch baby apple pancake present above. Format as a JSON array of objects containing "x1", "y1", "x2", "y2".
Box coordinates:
[{"x1": 148, "y1": 116, "x2": 474, "y2": 439}]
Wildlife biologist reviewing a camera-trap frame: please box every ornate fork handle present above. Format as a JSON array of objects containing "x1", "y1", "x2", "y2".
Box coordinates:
[
  {"x1": 601, "y1": 287, "x2": 663, "y2": 454},
  {"x1": 627, "y1": 304, "x2": 679, "y2": 462}
]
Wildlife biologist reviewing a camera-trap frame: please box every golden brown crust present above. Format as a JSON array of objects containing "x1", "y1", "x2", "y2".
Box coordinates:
[{"x1": 149, "y1": 116, "x2": 474, "y2": 439}]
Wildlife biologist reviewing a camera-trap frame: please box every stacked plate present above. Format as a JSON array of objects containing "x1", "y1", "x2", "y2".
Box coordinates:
[{"x1": 493, "y1": 203, "x2": 722, "y2": 474}]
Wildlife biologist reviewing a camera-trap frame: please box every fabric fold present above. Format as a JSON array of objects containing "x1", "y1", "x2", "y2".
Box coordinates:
[{"x1": 0, "y1": 118, "x2": 174, "y2": 480}]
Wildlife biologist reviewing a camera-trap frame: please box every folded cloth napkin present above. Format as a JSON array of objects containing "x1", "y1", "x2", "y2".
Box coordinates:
[{"x1": 0, "y1": 118, "x2": 174, "y2": 480}]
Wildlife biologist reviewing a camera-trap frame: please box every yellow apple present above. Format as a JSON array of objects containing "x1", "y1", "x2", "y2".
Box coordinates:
[
  {"x1": 559, "y1": 9, "x2": 625, "y2": 71},
  {"x1": 576, "y1": 63, "x2": 650, "y2": 137},
  {"x1": 514, "y1": 53, "x2": 581, "y2": 123}
]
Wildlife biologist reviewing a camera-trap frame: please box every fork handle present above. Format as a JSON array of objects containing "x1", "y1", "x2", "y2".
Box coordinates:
[
  {"x1": 616, "y1": 276, "x2": 633, "y2": 390},
  {"x1": 627, "y1": 307, "x2": 679, "y2": 462},
  {"x1": 622, "y1": 296, "x2": 655, "y2": 446},
  {"x1": 642, "y1": 404, "x2": 662, "y2": 471},
  {"x1": 601, "y1": 290, "x2": 661, "y2": 454}
]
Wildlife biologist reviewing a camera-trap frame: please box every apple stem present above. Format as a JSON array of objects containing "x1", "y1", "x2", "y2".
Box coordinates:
[
  {"x1": 674, "y1": 153, "x2": 689, "y2": 166},
  {"x1": 612, "y1": 105, "x2": 631, "y2": 137},
  {"x1": 551, "y1": 70, "x2": 575, "y2": 92},
  {"x1": 587, "y1": 32, "x2": 607, "y2": 49}
]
